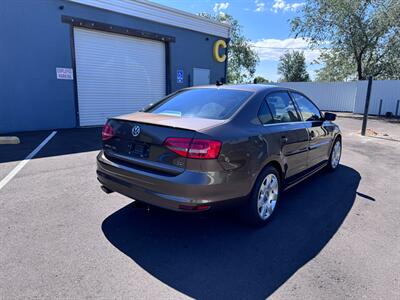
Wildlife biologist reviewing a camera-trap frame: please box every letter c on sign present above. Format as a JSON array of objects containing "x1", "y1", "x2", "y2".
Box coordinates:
[{"x1": 213, "y1": 40, "x2": 227, "y2": 63}]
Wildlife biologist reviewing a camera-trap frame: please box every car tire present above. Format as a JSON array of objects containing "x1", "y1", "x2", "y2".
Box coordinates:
[
  {"x1": 326, "y1": 137, "x2": 342, "y2": 172},
  {"x1": 242, "y1": 165, "x2": 281, "y2": 227}
]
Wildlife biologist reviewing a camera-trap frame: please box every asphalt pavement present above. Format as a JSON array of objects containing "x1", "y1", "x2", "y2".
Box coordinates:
[{"x1": 0, "y1": 118, "x2": 399, "y2": 299}]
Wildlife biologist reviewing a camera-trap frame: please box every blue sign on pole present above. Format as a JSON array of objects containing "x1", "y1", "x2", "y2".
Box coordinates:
[{"x1": 177, "y1": 69, "x2": 184, "y2": 83}]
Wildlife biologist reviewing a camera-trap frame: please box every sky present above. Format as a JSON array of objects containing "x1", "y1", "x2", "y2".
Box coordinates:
[{"x1": 152, "y1": 0, "x2": 321, "y2": 82}]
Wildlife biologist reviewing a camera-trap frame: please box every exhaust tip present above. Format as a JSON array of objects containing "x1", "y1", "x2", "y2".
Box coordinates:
[{"x1": 101, "y1": 185, "x2": 113, "y2": 194}]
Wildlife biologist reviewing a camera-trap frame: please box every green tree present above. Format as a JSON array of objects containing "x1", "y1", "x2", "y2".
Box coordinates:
[
  {"x1": 253, "y1": 76, "x2": 270, "y2": 84},
  {"x1": 278, "y1": 51, "x2": 310, "y2": 82},
  {"x1": 292, "y1": 0, "x2": 400, "y2": 80},
  {"x1": 199, "y1": 13, "x2": 259, "y2": 83},
  {"x1": 315, "y1": 51, "x2": 356, "y2": 82}
]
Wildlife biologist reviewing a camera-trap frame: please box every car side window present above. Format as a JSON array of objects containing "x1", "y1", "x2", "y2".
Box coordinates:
[
  {"x1": 258, "y1": 101, "x2": 274, "y2": 124},
  {"x1": 291, "y1": 92, "x2": 322, "y2": 121},
  {"x1": 265, "y1": 92, "x2": 301, "y2": 123}
]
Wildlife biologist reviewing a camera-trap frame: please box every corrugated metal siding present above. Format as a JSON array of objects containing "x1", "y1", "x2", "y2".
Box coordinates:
[
  {"x1": 74, "y1": 28, "x2": 165, "y2": 126},
  {"x1": 275, "y1": 82, "x2": 357, "y2": 112},
  {"x1": 1, "y1": 0, "x2": 228, "y2": 133},
  {"x1": 354, "y1": 80, "x2": 400, "y2": 115},
  {"x1": 69, "y1": 0, "x2": 230, "y2": 38}
]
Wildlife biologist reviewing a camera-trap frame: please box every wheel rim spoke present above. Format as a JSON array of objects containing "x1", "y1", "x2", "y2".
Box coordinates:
[
  {"x1": 258, "y1": 194, "x2": 265, "y2": 207},
  {"x1": 266, "y1": 202, "x2": 272, "y2": 216},
  {"x1": 261, "y1": 203, "x2": 267, "y2": 217}
]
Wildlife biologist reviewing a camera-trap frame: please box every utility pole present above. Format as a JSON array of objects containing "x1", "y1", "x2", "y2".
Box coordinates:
[{"x1": 361, "y1": 76, "x2": 373, "y2": 136}]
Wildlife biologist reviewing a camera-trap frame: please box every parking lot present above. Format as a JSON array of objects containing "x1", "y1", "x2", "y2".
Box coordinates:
[{"x1": 1, "y1": 117, "x2": 399, "y2": 299}]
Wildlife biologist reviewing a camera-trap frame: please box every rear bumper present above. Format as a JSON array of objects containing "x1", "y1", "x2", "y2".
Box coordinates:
[{"x1": 96, "y1": 151, "x2": 249, "y2": 211}]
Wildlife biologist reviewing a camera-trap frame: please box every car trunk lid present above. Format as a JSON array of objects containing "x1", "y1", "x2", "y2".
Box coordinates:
[
  {"x1": 113, "y1": 112, "x2": 226, "y2": 131},
  {"x1": 103, "y1": 112, "x2": 224, "y2": 175}
]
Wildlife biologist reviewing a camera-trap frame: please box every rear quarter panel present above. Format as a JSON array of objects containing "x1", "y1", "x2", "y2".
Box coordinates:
[
  {"x1": 194, "y1": 123, "x2": 268, "y2": 197},
  {"x1": 196, "y1": 90, "x2": 286, "y2": 196}
]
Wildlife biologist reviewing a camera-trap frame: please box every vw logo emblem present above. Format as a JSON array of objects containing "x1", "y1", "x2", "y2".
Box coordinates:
[{"x1": 132, "y1": 125, "x2": 141, "y2": 137}]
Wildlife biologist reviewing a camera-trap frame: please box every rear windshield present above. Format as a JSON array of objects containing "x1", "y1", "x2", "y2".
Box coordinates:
[{"x1": 146, "y1": 88, "x2": 253, "y2": 120}]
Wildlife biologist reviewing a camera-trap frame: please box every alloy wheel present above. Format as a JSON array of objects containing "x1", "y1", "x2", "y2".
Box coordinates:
[
  {"x1": 257, "y1": 173, "x2": 279, "y2": 220},
  {"x1": 331, "y1": 140, "x2": 341, "y2": 169}
]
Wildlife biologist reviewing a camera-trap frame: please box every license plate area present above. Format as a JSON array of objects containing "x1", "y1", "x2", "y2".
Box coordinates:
[{"x1": 128, "y1": 141, "x2": 150, "y2": 159}]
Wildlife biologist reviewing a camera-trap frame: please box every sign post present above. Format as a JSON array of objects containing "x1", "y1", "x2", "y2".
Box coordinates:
[{"x1": 361, "y1": 76, "x2": 373, "y2": 136}]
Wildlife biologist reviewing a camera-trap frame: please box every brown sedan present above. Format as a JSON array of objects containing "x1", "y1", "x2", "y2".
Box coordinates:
[{"x1": 97, "y1": 84, "x2": 341, "y2": 226}]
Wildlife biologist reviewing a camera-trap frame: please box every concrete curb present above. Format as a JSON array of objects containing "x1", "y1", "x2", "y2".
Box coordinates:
[
  {"x1": 336, "y1": 114, "x2": 400, "y2": 123},
  {"x1": 0, "y1": 136, "x2": 20, "y2": 145}
]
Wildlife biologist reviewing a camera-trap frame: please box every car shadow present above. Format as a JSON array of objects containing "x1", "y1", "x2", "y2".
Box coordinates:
[
  {"x1": 0, "y1": 127, "x2": 102, "y2": 163},
  {"x1": 102, "y1": 165, "x2": 361, "y2": 299}
]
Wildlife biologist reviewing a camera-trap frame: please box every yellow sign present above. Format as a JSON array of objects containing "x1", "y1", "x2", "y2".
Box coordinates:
[{"x1": 213, "y1": 40, "x2": 227, "y2": 63}]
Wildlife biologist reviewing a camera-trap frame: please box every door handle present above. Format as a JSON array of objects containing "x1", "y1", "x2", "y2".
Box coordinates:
[
  {"x1": 281, "y1": 136, "x2": 288, "y2": 144},
  {"x1": 309, "y1": 131, "x2": 315, "y2": 139}
]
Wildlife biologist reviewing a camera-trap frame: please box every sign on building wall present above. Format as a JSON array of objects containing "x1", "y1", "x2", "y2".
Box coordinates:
[
  {"x1": 177, "y1": 69, "x2": 184, "y2": 83},
  {"x1": 56, "y1": 68, "x2": 74, "y2": 80},
  {"x1": 213, "y1": 40, "x2": 227, "y2": 63}
]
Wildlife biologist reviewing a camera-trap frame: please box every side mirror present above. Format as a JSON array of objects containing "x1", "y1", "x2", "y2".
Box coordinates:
[{"x1": 324, "y1": 112, "x2": 336, "y2": 121}]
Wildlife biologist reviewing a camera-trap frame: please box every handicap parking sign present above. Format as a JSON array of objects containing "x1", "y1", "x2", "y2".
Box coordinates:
[{"x1": 177, "y1": 69, "x2": 184, "y2": 84}]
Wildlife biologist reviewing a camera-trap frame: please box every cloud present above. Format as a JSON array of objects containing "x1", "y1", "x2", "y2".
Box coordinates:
[
  {"x1": 251, "y1": 38, "x2": 321, "y2": 63},
  {"x1": 254, "y1": 0, "x2": 266, "y2": 12},
  {"x1": 271, "y1": 0, "x2": 304, "y2": 13},
  {"x1": 213, "y1": 2, "x2": 229, "y2": 13}
]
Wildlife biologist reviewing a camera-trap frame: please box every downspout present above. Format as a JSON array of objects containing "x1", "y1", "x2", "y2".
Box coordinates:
[{"x1": 224, "y1": 38, "x2": 230, "y2": 84}]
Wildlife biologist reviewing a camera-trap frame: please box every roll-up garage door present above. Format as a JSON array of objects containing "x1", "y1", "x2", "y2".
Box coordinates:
[{"x1": 73, "y1": 28, "x2": 166, "y2": 126}]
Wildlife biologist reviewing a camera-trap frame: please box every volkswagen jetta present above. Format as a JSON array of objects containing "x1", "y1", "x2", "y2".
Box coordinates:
[{"x1": 97, "y1": 85, "x2": 341, "y2": 225}]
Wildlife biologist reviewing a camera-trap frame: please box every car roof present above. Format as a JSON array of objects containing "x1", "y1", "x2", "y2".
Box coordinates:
[{"x1": 184, "y1": 84, "x2": 286, "y2": 93}]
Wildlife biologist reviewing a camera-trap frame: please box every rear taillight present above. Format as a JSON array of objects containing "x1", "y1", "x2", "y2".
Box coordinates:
[
  {"x1": 163, "y1": 138, "x2": 192, "y2": 157},
  {"x1": 188, "y1": 139, "x2": 221, "y2": 159},
  {"x1": 164, "y1": 138, "x2": 221, "y2": 159},
  {"x1": 102, "y1": 123, "x2": 114, "y2": 141}
]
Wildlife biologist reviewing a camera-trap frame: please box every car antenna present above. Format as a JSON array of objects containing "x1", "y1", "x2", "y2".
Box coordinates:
[{"x1": 216, "y1": 80, "x2": 223, "y2": 86}]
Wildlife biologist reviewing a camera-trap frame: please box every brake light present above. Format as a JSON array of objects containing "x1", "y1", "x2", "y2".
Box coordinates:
[
  {"x1": 188, "y1": 139, "x2": 221, "y2": 159},
  {"x1": 163, "y1": 138, "x2": 191, "y2": 157},
  {"x1": 164, "y1": 138, "x2": 221, "y2": 159},
  {"x1": 102, "y1": 123, "x2": 114, "y2": 141}
]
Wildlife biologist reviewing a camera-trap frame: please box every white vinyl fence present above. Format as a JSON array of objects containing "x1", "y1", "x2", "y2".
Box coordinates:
[
  {"x1": 274, "y1": 80, "x2": 400, "y2": 115},
  {"x1": 353, "y1": 80, "x2": 400, "y2": 115}
]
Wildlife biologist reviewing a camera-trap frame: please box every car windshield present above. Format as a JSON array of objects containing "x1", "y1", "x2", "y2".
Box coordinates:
[{"x1": 146, "y1": 88, "x2": 253, "y2": 120}]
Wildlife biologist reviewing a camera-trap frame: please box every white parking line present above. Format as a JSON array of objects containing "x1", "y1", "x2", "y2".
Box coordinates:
[{"x1": 0, "y1": 131, "x2": 57, "y2": 191}]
